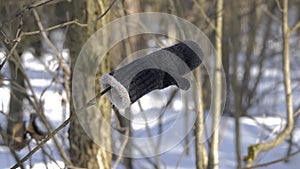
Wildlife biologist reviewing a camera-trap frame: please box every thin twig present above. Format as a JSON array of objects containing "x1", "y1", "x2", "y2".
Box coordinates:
[
  {"x1": 10, "y1": 114, "x2": 74, "y2": 169},
  {"x1": 112, "y1": 128, "x2": 129, "y2": 169},
  {"x1": 245, "y1": 115, "x2": 300, "y2": 150},
  {"x1": 175, "y1": 136, "x2": 196, "y2": 169},
  {"x1": 7, "y1": 41, "x2": 72, "y2": 164},
  {"x1": 32, "y1": 9, "x2": 64, "y2": 64},
  {"x1": 40, "y1": 144, "x2": 63, "y2": 169},
  {"x1": 130, "y1": 143, "x2": 159, "y2": 168},
  {"x1": 275, "y1": 0, "x2": 284, "y2": 12},
  {"x1": 27, "y1": 0, "x2": 56, "y2": 10},
  {"x1": 138, "y1": 101, "x2": 162, "y2": 169},
  {"x1": 9, "y1": 147, "x2": 25, "y2": 169},
  {"x1": 262, "y1": 6, "x2": 281, "y2": 23},
  {"x1": 22, "y1": 0, "x2": 117, "y2": 37},
  {"x1": 0, "y1": 33, "x2": 21, "y2": 71},
  {"x1": 1, "y1": 0, "x2": 117, "y2": 70},
  {"x1": 0, "y1": 110, "x2": 17, "y2": 122},
  {"x1": 6, "y1": 0, "x2": 117, "y2": 167},
  {"x1": 0, "y1": 8, "x2": 23, "y2": 70},
  {"x1": 32, "y1": 8, "x2": 71, "y2": 102},
  {"x1": 22, "y1": 20, "x2": 88, "y2": 36},
  {"x1": 10, "y1": 87, "x2": 111, "y2": 169},
  {"x1": 295, "y1": 108, "x2": 300, "y2": 117},
  {"x1": 0, "y1": 0, "x2": 55, "y2": 30},
  {"x1": 193, "y1": 0, "x2": 216, "y2": 31},
  {"x1": 289, "y1": 21, "x2": 300, "y2": 33}
]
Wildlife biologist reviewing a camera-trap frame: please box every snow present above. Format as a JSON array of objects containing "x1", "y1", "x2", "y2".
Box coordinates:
[{"x1": 1, "y1": 50, "x2": 300, "y2": 169}]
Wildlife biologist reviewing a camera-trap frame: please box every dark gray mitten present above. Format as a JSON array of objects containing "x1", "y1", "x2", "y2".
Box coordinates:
[{"x1": 101, "y1": 40, "x2": 203, "y2": 109}]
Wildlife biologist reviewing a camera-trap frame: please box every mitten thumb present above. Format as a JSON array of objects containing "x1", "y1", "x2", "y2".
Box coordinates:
[{"x1": 165, "y1": 72, "x2": 190, "y2": 90}]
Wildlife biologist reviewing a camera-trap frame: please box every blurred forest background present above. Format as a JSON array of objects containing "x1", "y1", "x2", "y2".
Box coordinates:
[{"x1": 1, "y1": 0, "x2": 300, "y2": 169}]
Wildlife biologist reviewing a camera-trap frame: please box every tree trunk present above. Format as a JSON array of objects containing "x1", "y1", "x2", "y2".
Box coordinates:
[
  {"x1": 68, "y1": 1, "x2": 112, "y2": 168},
  {"x1": 194, "y1": 67, "x2": 208, "y2": 169},
  {"x1": 231, "y1": 0, "x2": 242, "y2": 167},
  {"x1": 193, "y1": 1, "x2": 209, "y2": 169},
  {"x1": 0, "y1": 0, "x2": 25, "y2": 144},
  {"x1": 7, "y1": 55, "x2": 25, "y2": 142},
  {"x1": 207, "y1": 0, "x2": 223, "y2": 168}
]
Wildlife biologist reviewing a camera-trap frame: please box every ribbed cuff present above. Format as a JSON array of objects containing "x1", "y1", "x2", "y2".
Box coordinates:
[{"x1": 100, "y1": 74, "x2": 131, "y2": 109}]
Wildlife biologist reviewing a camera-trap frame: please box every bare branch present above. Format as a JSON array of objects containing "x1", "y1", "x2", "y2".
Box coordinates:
[
  {"x1": 176, "y1": 137, "x2": 196, "y2": 168},
  {"x1": 289, "y1": 21, "x2": 300, "y2": 33},
  {"x1": 0, "y1": 41, "x2": 19, "y2": 70},
  {"x1": 0, "y1": 16, "x2": 23, "y2": 71},
  {"x1": 1, "y1": 0, "x2": 117, "y2": 47},
  {"x1": 0, "y1": 110, "x2": 17, "y2": 122},
  {"x1": 1, "y1": 0, "x2": 56, "y2": 29},
  {"x1": 275, "y1": 0, "x2": 284, "y2": 12},
  {"x1": 22, "y1": 20, "x2": 88, "y2": 36},
  {"x1": 32, "y1": 9, "x2": 63, "y2": 63},
  {"x1": 32, "y1": 8, "x2": 73, "y2": 103},
  {"x1": 112, "y1": 128, "x2": 129, "y2": 169},
  {"x1": 27, "y1": 0, "x2": 58, "y2": 9},
  {"x1": 7, "y1": 0, "x2": 117, "y2": 167},
  {"x1": 193, "y1": 0, "x2": 216, "y2": 31},
  {"x1": 262, "y1": 5, "x2": 281, "y2": 23},
  {"x1": 10, "y1": 114, "x2": 74, "y2": 169},
  {"x1": 10, "y1": 86, "x2": 111, "y2": 168},
  {"x1": 242, "y1": 149, "x2": 300, "y2": 169},
  {"x1": 295, "y1": 107, "x2": 300, "y2": 117},
  {"x1": 22, "y1": 0, "x2": 117, "y2": 36},
  {"x1": 3, "y1": 17, "x2": 72, "y2": 165}
]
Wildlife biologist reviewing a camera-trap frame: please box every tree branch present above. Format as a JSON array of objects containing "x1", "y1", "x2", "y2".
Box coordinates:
[
  {"x1": 112, "y1": 128, "x2": 129, "y2": 169},
  {"x1": 0, "y1": 16, "x2": 23, "y2": 71},
  {"x1": 10, "y1": 114, "x2": 74, "y2": 169},
  {"x1": 275, "y1": 0, "x2": 284, "y2": 12},
  {"x1": 193, "y1": 0, "x2": 216, "y2": 31},
  {"x1": 22, "y1": 20, "x2": 88, "y2": 36},
  {"x1": 22, "y1": 0, "x2": 117, "y2": 36},
  {"x1": 262, "y1": 5, "x2": 281, "y2": 23},
  {"x1": 289, "y1": 21, "x2": 300, "y2": 33},
  {"x1": 242, "y1": 149, "x2": 300, "y2": 169},
  {"x1": 10, "y1": 87, "x2": 111, "y2": 169},
  {"x1": 32, "y1": 9, "x2": 63, "y2": 63}
]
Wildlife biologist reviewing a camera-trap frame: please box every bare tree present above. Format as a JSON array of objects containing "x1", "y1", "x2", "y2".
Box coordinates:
[
  {"x1": 207, "y1": 0, "x2": 223, "y2": 169},
  {"x1": 67, "y1": 0, "x2": 113, "y2": 168},
  {"x1": 244, "y1": 0, "x2": 300, "y2": 167},
  {"x1": 194, "y1": 67, "x2": 208, "y2": 169},
  {"x1": 191, "y1": 1, "x2": 211, "y2": 168}
]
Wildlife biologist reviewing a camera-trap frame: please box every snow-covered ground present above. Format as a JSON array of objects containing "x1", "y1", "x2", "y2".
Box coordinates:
[{"x1": 1, "y1": 51, "x2": 300, "y2": 169}]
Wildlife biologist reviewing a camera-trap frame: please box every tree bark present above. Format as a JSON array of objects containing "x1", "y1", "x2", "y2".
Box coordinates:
[
  {"x1": 207, "y1": 0, "x2": 223, "y2": 169},
  {"x1": 194, "y1": 67, "x2": 208, "y2": 169},
  {"x1": 68, "y1": 1, "x2": 112, "y2": 168}
]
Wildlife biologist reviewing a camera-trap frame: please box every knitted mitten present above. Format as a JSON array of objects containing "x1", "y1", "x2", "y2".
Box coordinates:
[{"x1": 101, "y1": 40, "x2": 203, "y2": 109}]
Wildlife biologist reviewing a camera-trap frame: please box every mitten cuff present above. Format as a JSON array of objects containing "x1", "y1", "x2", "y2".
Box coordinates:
[{"x1": 100, "y1": 74, "x2": 131, "y2": 109}]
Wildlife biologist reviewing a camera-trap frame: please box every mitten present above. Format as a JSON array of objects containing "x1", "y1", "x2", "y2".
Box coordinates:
[{"x1": 101, "y1": 40, "x2": 203, "y2": 109}]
